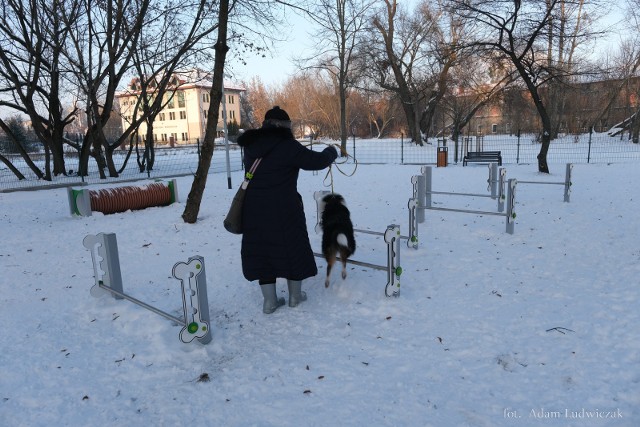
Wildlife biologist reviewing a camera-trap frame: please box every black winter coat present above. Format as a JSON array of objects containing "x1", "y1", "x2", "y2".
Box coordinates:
[{"x1": 237, "y1": 125, "x2": 338, "y2": 282}]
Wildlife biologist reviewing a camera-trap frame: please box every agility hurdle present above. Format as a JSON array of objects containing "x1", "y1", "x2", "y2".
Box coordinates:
[
  {"x1": 68, "y1": 179, "x2": 178, "y2": 216},
  {"x1": 516, "y1": 163, "x2": 573, "y2": 202},
  {"x1": 408, "y1": 167, "x2": 517, "y2": 249},
  {"x1": 313, "y1": 191, "x2": 402, "y2": 297},
  {"x1": 83, "y1": 232, "x2": 211, "y2": 344},
  {"x1": 412, "y1": 163, "x2": 506, "y2": 227}
]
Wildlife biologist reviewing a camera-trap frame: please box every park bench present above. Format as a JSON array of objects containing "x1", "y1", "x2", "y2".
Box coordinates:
[{"x1": 463, "y1": 151, "x2": 502, "y2": 166}]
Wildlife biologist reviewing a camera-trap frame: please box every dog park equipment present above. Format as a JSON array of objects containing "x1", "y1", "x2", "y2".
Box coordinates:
[
  {"x1": 313, "y1": 191, "x2": 402, "y2": 297},
  {"x1": 407, "y1": 166, "x2": 517, "y2": 249},
  {"x1": 516, "y1": 163, "x2": 573, "y2": 202},
  {"x1": 68, "y1": 179, "x2": 178, "y2": 216},
  {"x1": 83, "y1": 232, "x2": 211, "y2": 344},
  {"x1": 411, "y1": 163, "x2": 506, "y2": 229}
]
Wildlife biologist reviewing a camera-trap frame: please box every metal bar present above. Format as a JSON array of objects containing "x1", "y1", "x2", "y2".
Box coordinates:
[
  {"x1": 313, "y1": 252, "x2": 386, "y2": 271},
  {"x1": 353, "y1": 228, "x2": 385, "y2": 237},
  {"x1": 518, "y1": 181, "x2": 564, "y2": 185},
  {"x1": 351, "y1": 228, "x2": 409, "y2": 241},
  {"x1": 427, "y1": 190, "x2": 493, "y2": 198},
  {"x1": 420, "y1": 206, "x2": 507, "y2": 217},
  {"x1": 99, "y1": 283, "x2": 186, "y2": 326}
]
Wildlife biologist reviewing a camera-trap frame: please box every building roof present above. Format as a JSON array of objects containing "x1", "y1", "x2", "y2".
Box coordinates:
[{"x1": 116, "y1": 68, "x2": 245, "y2": 98}]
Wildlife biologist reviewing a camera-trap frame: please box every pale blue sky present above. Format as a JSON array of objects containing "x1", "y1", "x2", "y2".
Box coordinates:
[
  {"x1": 230, "y1": 2, "x2": 627, "y2": 88},
  {"x1": 228, "y1": 12, "x2": 312, "y2": 86}
]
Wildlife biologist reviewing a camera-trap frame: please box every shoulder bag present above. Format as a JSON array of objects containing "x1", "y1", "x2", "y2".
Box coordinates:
[{"x1": 223, "y1": 158, "x2": 262, "y2": 234}]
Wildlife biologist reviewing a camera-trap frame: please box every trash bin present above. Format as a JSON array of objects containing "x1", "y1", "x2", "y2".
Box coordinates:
[{"x1": 437, "y1": 146, "x2": 448, "y2": 167}]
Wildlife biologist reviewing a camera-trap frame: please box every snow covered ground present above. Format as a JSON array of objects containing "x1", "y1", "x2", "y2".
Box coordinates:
[{"x1": 1, "y1": 158, "x2": 638, "y2": 426}]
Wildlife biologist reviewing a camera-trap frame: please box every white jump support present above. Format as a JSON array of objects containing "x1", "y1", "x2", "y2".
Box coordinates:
[
  {"x1": 517, "y1": 163, "x2": 573, "y2": 202},
  {"x1": 408, "y1": 170, "x2": 517, "y2": 249},
  {"x1": 313, "y1": 191, "x2": 402, "y2": 297},
  {"x1": 487, "y1": 163, "x2": 508, "y2": 205},
  {"x1": 83, "y1": 232, "x2": 212, "y2": 344}
]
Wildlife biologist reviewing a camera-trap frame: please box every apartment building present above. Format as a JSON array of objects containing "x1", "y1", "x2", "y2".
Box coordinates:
[{"x1": 116, "y1": 70, "x2": 244, "y2": 145}]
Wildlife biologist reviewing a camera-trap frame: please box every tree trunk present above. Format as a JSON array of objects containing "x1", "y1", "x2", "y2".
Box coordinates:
[
  {"x1": 182, "y1": 0, "x2": 229, "y2": 224},
  {"x1": 632, "y1": 112, "x2": 640, "y2": 144},
  {"x1": 339, "y1": 82, "x2": 348, "y2": 154},
  {"x1": 50, "y1": 127, "x2": 67, "y2": 176},
  {"x1": 0, "y1": 154, "x2": 26, "y2": 180},
  {"x1": 0, "y1": 120, "x2": 44, "y2": 179},
  {"x1": 513, "y1": 59, "x2": 551, "y2": 173},
  {"x1": 535, "y1": 105, "x2": 552, "y2": 173},
  {"x1": 537, "y1": 132, "x2": 551, "y2": 173},
  {"x1": 142, "y1": 122, "x2": 155, "y2": 172},
  {"x1": 43, "y1": 145, "x2": 52, "y2": 180}
]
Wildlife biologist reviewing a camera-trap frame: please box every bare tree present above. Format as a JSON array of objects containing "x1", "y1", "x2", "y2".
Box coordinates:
[
  {"x1": 182, "y1": 0, "x2": 231, "y2": 223},
  {"x1": 598, "y1": 1, "x2": 640, "y2": 141},
  {"x1": 182, "y1": 0, "x2": 306, "y2": 222},
  {"x1": 275, "y1": 71, "x2": 335, "y2": 139},
  {"x1": 60, "y1": 0, "x2": 152, "y2": 178},
  {"x1": 367, "y1": 0, "x2": 463, "y2": 145},
  {"x1": 0, "y1": 0, "x2": 77, "y2": 178},
  {"x1": 243, "y1": 76, "x2": 276, "y2": 128},
  {"x1": 367, "y1": 91, "x2": 398, "y2": 138},
  {"x1": 442, "y1": 54, "x2": 517, "y2": 159},
  {"x1": 544, "y1": 0, "x2": 603, "y2": 137},
  {"x1": 451, "y1": 0, "x2": 601, "y2": 172},
  {"x1": 299, "y1": 0, "x2": 372, "y2": 153},
  {"x1": 122, "y1": 2, "x2": 220, "y2": 173}
]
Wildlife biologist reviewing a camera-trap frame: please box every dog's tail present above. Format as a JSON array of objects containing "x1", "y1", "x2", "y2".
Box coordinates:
[{"x1": 336, "y1": 233, "x2": 356, "y2": 255}]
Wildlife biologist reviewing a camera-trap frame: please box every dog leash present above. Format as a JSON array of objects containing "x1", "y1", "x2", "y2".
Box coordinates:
[
  {"x1": 323, "y1": 143, "x2": 357, "y2": 193},
  {"x1": 301, "y1": 140, "x2": 357, "y2": 193}
]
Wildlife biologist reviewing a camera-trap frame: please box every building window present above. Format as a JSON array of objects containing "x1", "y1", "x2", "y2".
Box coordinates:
[
  {"x1": 179, "y1": 110, "x2": 186, "y2": 120},
  {"x1": 178, "y1": 91, "x2": 185, "y2": 108},
  {"x1": 181, "y1": 132, "x2": 188, "y2": 141},
  {"x1": 203, "y1": 110, "x2": 208, "y2": 119},
  {"x1": 171, "y1": 132, "x2": 178, "y2": 141},
  {"x1": 161, "y1": 134, "x2": 167, "y2": 142},
  {"x1": 169, "y1": 111, "x2": 176, "y2": 120},
  {"x1": 202, "y1": 93, "x2": 210, "y2": 103},
  {"x1": 159, "y1": 112, "x2": 165, "y2": 121},
  {"x1": 228, "y1": 95, "x2": 234, "y2": 104},
  {"x1": 491, "y1": 124, "x2": 498, "y2": 134},
  {"x1": 167, "y1": 95, "x2": 174, "y2": 109}
]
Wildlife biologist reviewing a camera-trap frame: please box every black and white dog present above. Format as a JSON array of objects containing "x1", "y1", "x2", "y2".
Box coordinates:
[{"x1": 321, "y1": 194, "x2": 356, "y2": 288}]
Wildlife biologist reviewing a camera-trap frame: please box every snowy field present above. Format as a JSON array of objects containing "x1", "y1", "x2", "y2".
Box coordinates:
[{"x1": 0, "y1": 157, "x2": 638, "y2": 426}]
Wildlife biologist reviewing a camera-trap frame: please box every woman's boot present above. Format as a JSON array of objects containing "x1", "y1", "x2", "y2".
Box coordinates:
[
  {"x1": 260, "y1": 283, "x2": 285, "y2": 314},
  {"x1": 287, "y1": 280, "x2": 307, "y2": 307}
]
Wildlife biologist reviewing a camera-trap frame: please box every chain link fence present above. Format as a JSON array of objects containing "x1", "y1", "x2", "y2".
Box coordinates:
[
  {"x1": 339, "y1": 132, "x2": 640, "y2": 165},
  {"x1": 1, "y1": 141, "x2": 243, "y2": 192},
  {"x1": 2, "y1": 132, "x2": 639, "y2": 192}
]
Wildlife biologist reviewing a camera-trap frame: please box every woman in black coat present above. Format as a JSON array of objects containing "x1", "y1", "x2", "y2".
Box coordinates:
[{"x1": 237, "y1": 106, "x2": 338, "y2": 313}]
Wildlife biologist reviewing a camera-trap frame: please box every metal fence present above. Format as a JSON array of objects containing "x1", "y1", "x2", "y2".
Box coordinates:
[
  {"x1": 1, "y1": 142, "x2": 244, "y2": 192},
  {"x1": 2, "y1": 132, "x2": 639, "y2": 192},
  {"x1": 340, "y1": 132, "x2": 640, "y2": 165}
]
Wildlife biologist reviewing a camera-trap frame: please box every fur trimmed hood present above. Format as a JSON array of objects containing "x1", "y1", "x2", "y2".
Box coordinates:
[{"x1": 237, "y1": 126, "x2": 294, "y2": 152}]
